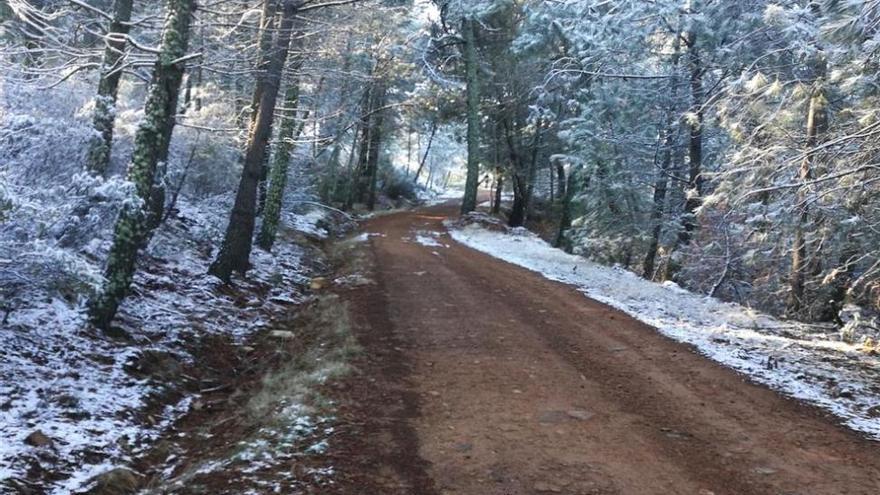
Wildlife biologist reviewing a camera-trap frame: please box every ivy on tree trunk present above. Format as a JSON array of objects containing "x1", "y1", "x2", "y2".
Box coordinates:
[
  {"x1": 88, "y1": 0, "x2": 197, "y2": 329},
  {"x1": 257, "y1": 77, "x2": 308, "y2": 251}
]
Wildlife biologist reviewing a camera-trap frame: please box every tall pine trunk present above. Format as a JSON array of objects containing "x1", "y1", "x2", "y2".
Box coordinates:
[
  {"x1": 88, "y1": 0, "x2": 197, "y2": 329},
  {"x1": 347, "y1": 81, "x2": 374, "y2": 209},
  {"x1": 257, "y1": 77, "x2": 307, "y2": 251},
  {"x1": 461, "y1": 16, "x2": 481, "y2": 214},
  {"x1": 555, "y1": 165, "x2": 577, "y2": 250},
  {"x1": 523, "y1": 119, "x2": 543, "y2": 221},
  {"x1": 643, "y1": 142, "x2": 671, "y2": 280},
  {"x1": 677, "y1": 32, "x2": 703, "y2": 246},
  {"x1": 508, "y1": 175, "x2": 526, "y2": 227},
  {"x1": 85, "y1": 0, "x2": 134, "y2": 175},
  {"x1": 209, "y1": 1, "x2": 298, "y2": 282},
  {"x1": 643, "y1": 30, "x2": 682, "y2": 279},
  {"x1": 365, "y1": 83, "x2": 388, "y2": 211},
  {"x1": 555, "y1": 163, "x2": 566, "y2": 202},
  {"x1": 503, "y1": 120, "x2": 526, "y2": 227},
  {"x1": 251, "y1": 0, "x2": 279, "y2": 215},
  {"x1": 787, "y1": 87, "x2": 826, "y2": 315},
  {"x1": 412, "y1": 120, "x2": 437, "y2": 184},
  {"x1": 492, "y1": 166, "x2": 503, "y2": 214},
  {"x1": 249, "y1": 0, "x2": 279, "y2": 130}
]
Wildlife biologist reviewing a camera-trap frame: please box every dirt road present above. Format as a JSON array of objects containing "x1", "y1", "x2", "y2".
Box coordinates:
[{"x1": 329, "y1": 203, "x2": 880, "y2": 495}]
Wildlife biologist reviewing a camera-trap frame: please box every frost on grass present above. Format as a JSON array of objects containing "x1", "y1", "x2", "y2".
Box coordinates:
[
  {"x1": 449, "y1": 223, "x2": 880, "y2": 440},
  {"x1": 153, "y1": 295, "x2": 356, "y2": 492}
]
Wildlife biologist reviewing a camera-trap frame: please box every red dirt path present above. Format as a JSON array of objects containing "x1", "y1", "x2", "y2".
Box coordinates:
[{"x1": 326, "y1": 203, "x2": 880, "y2": 495}]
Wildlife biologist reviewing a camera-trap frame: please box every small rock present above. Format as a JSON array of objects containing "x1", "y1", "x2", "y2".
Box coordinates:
[
  {"x1": 538, "y1": 411, "x2": 568, "y2": 424},
  {"x1": 56, "y1": 394, "x2": 80, "y2": 408},
  {"x1": 87, "y1": 467, "x2": 142, "y2": 495},
  {"x1": 24, "y1": 430, "x2": 52, "y2": 447},
  {"x1": 534, "y1": 481, "x2": 563, "y2": 493},
  {"x1": 567, "y1": 409, "x2": 594, "y2": 421},
  {"x1": 270, "y1": 330, "x2": 296, "y2": 339},
  {"x1": 453, "y1": 442, "x2": 473, "y2": 452},
  {"x1": 124, "y1": 350, "x2": 183, "y2": 382},
  {"x1": 309, "y1": 277, "x2": 328, "y2": 290},
  {"x1": 835, "y1": 388, "x2": 855, "y2": 399}
]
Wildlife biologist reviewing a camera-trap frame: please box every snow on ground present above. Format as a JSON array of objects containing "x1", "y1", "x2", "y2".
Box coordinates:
[
  {"x1": 405, "y1": 229, "x2": 449, "y2": 248},
  {"x1": 422, "y1": 188, "x2": 464, "y2": 206},
  {"x1": 448, "y1": 223, "x2": 880, "y2": 440},
  {"x1": 285, "y1": 209, "x2": 329, "y2": 240},
  {"x1": 0, "y1": 202, "x2": 328, "y2": 493}
]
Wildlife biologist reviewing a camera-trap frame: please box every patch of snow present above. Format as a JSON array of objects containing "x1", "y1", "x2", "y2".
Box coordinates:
[
  {"x1": 422, "y1": 188, "x2": 463, "y2": 206},
  {"x1": 405, "y1": 229, "x2": 449, "y2": 248},
  {"x1": 284, "y1": 209, "x2": 328, "y2": 239},
  {"x1": 449, "y1": 224, "x2": 880, "y2": 440},
  {"x1": 415, "y1": 235, "x2": 444, "y2": 247},
  {"x1": 333, "y1": 274, "x2": 374, "y2": 287},
  {"x1": 351, "y1": 232, "x2": 384, "y2": 243}
]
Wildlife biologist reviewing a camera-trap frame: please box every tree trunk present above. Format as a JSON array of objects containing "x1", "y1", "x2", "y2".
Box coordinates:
[
  {"x1": 643, "y1": 31, "x2": 682, "y2": 279},
  {"x1": 87, "y1": 0, "x2": 197, "y2": 329},
  {"x1": 209, "y1": 1, "x2": 298, "y2": 282},
  {"x1": 366, "y1": 83, "x2": 388, "y2": 211},
  {"x1": 405, "y1": 125, "x2": 412, "y2": 177},
  {"x1": 502, "y1": 120, "x2": 526, "y2": 227},
  {"x1": 787, "y1": 88, "x2": 826, "y2": 315},
  {"x1": 508, "y1": 174, "x2": 526, "y2": 227},
  {"x1": 249, "y1": 0, "x2": 279, "y2": 130},
  {"x1": 85, "y1": 0, "x2": 134, "y2": 176},
  {"x1": 555, "y1": 165, "x2": 578, "y2": 250},
  {"x1": 257, "y1": 77, "x2": 305, "y2": 251},
  {"x1": 677, "y1": 32, "x2": 703, "y2": 246},
  {"x1": 555, "y1": 163, "x2": 566, "y2": 201},
  {"x1": 342, "y1": 124, "x2": 361, "y2": 211},
  {"x1": 413, "y1": 120, "x2": 437, "y2": 184},
  {"x1": 642, "y1": 145, "x2": 671, "y2": 280},
  {"x1": 347, "y1": 82, "x2": 375, "y2": 208},
  {"x1": 523, "y1": 120, "x2": 543, "y2": 221},
  {"x1": 252, "y1": 0, "x2": 280, "y2": 215},
  {"x1": 461, "y1": 16, "x2": 481, "y2": 214},
  {"x1": 492, "y1": 168, "x2": 503, "y2": 214}
]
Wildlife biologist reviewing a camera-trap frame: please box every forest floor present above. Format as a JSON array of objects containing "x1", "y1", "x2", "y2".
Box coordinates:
[{"x1": 321, "y1": 200, "x2": 880, "y2": 495}]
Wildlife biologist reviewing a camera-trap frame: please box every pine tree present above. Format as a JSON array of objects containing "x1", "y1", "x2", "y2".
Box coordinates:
[
  {"x1": 460, "y1": 16, "x2": 481, "y2": 214},
  {"x1": 88, "y1": 0, "x2": 198, "y2": 329},
  {"x1": 257, "y1": 75, "x2": 307, "y2": 251},
  {"x1": 209, "y1": 0, "x2": 300, "y2": 282},
  {"x1": 85, "y1": 0, "x2": 134, "y2": 176}
]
